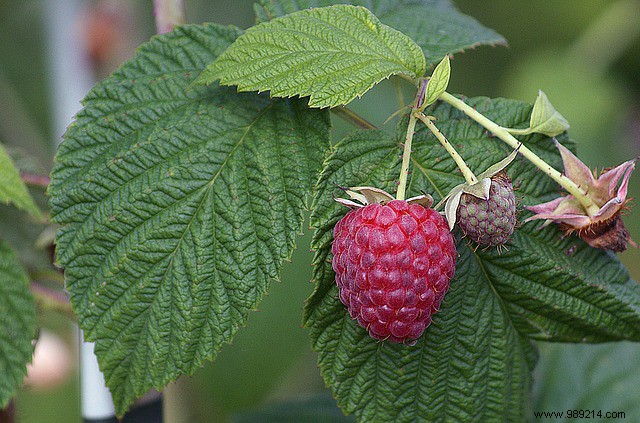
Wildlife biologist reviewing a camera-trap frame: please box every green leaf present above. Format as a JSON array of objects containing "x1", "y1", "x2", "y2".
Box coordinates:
[
  {"x1": 253, "y1": 0, "x2": 506, "y2": 66},
  {"x1": 198, "y1": 5, "x2": 426, "y2": 108},
  {"x1": 0, "y1": 142, "x2": 42, "y2": 219},
  {"x1": 305, "y1": 97, "x2": 640, "y2": 421},
  {"x1": 48, "y1": 23, "x2": 330, "y2": 416},
  {"x1": 0, "y1": 240, "x2": 37, "y2": 408},
  {"x1": 421, "y1": 55, "x2": 450, "y2": 109}
]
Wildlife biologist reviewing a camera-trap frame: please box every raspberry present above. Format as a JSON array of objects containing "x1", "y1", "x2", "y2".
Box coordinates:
[
  {"x1": 332, "y1": 199, "x2": 456, "y2": 344},
  {"x1": 457, "y1": 171, "x2": 517, "y2": 247}
]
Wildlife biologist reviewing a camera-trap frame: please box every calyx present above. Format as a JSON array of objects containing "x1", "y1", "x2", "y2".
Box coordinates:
[
  {"x1": 436, "y1": 147, "x2": 519, "y2": 230},
  {"x1": 335, "y1": 186, "x2": 433, "y2": 209}
]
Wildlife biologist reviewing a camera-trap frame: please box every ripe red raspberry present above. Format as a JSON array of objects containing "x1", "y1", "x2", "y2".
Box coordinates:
[
  {"x1": 457, "y1": 171, "x2": 517, "y2": 247},
  {"x1": 332, "y1": 199, "x2": 456, "y2": 344}
]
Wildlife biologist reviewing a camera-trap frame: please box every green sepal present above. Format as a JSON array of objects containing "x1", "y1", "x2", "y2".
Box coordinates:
[
  {"x1": 419, "y1": 56, "x2": 451, "y2": 110},
  {"x1": 506, "y1": 90, "x2": 570, "y2": 137}
]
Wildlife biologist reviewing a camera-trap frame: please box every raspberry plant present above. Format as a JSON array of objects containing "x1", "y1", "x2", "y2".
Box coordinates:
[{"x1": 2, "y1": 1, "x2": 640, "y2": 421}]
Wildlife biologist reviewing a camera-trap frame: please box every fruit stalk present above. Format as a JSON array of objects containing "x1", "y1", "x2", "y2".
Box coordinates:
[
  {"x1": 397, "y1": 79, "x2": 429, "y2": 201},
  {"x1": 415, "y1": 112, "x2": 478, "y2": 185},
  {"x1": 439, "y1": 91, "x2": 600, "y2": 217},
  {"x1": 397, "y1": 111, "x2": 418, "y2": 200}
]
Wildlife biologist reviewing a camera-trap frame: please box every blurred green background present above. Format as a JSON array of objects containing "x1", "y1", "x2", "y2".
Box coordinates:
[{"x1": 1, "y1": 0, "x2": 639, "y2": 421}]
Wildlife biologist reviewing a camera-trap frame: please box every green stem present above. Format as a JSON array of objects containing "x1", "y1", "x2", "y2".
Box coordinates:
[
  {"x1": 397, "y1": 111, "x2": 418, "y2": 200},
  {"x1": 331, "y1": 106, "x2": 378, "y2": 130},
  {"x1": 502, "y1": 127, "x2": 532, "y2": 136},
  {"x1": 439, "y1": 92, "x2": 600, "y2": 217},
  {"x1": 392, "y1": 76, "x2": 407, "y2": 111},
  {"x1": 397, "y1": 73, "x2": 418, "y2": 86},
  {"x1": 416, "y1": 112, "x2": 478, "y2": 185}
]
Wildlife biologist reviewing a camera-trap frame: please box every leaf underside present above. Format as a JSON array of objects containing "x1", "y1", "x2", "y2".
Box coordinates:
[
  {"x1": 254, "y1": 0, "x2": 507, "y2": 66},
  {"x1": 199, "y1": 4, "x2": 426, "y2": 108},
  {"x1": 48, "y1": 23, "x2": 330, "y2": 415},
  {"x1": 0, "y1": 241, "x2": 37, "y2": 408},
  {"x1": 305, "y1": 97, "x2": 640, "y2": 421}
]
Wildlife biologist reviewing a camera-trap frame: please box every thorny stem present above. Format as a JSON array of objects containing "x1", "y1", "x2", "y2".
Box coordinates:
[
  {"x1": 331, "y1": 106, "x2": 378, "y2": 130},
  {"x1": 415, "y1": 112, "x2": 478, "y2": 185},
  {"x1": 439, "y1": 91, "x2": 601, "y2": 217},
  {"x1": 153, "y1": 0, "x2": 186, "y2": 34}
]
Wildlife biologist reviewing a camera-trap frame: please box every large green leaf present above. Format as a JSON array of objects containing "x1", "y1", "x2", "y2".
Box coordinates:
[
  {"x1": 0, "y1": 142, "x2": 41, "y2": 219},
  {"x1": 0, "y1": 241, "x2": 37, "y2": 408},
  {"x1": 48, "y1": 23, "x2": 330, "y2": 415},
  {"x1": 305, "y1": 97, "x2": 640, "y2": 421},
  {"x1": 198, "y1": 5, "x2": 426, "y2": 108},
  {"x1": 254, "y1": 0, "x2": 506, "y2": 66}
]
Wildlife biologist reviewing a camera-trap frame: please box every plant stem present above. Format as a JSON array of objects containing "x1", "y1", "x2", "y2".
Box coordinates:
[
  {"x1": 397, "y1": 111, "x2": 418, "y2": 200},
  {"x1": 416, "y1": 112, "x2": 478, "y2": 185},
  {"x1": 503, "y1": 128, "x2": 532, "y2": 136},
  {"x1": 392, "y1": 76, "x2": 407, "y2": 111},
  {"x1": 153, "y1": 0, "x2": 186, "y2": 33},
  {"x1": 21, "y1": 173, "x2": 50, "y2": 188},
  {"x1": 439, "y1": 92, "x2": 600, "y2": 216},
  {"x1": 331, "y1": 106, "x2": 378, "y2": 130}
]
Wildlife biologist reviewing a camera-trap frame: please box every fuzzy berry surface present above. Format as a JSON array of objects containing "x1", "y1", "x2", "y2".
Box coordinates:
[
  {"x1": 458, "y1": 172, "x2": 517, "y2": 247},
  {"x1": 331, "y1": 200, "x2": 456, "y2": 344}
]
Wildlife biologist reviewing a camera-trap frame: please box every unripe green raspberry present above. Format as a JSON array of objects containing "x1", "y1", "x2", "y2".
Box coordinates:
[{"x1": 457, "y1": 172, "x2": 517, "y2": 246}]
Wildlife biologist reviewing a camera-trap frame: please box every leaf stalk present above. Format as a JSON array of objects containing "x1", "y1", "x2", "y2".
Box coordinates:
[
  {"x1": 415, "y1": 112, "x2": 478, "y2": 185},
  {"x1": 331, "y1": 106, "x2": 378, "y2": 130}
]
